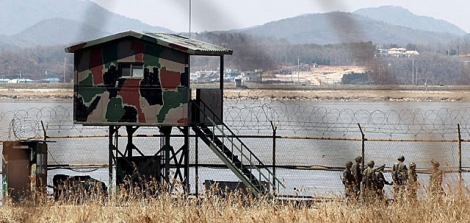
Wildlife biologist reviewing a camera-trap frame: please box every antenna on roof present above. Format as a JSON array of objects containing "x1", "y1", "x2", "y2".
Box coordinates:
[{"x1": 189, "y1": 0, "x2": 192, "y2": 38}]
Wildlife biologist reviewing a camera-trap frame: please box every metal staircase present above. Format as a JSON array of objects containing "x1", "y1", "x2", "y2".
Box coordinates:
[{"x1": 191, "y1": 100, "x2": 285, "y2": 198}]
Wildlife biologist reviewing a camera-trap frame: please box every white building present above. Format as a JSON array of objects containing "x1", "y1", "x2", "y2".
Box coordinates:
[
  {"x1": 195, "y1": 70, "x2": 219, "y2": 83},
  {"x1": 240, "y1": 70, "x2": 263, "y2": 82},
  {"x1": 8, "y1": 78, "x2": 33, "y2": 83},
  {"x1": 387, "y1": 48, "x2": 419, "y2": 57}
]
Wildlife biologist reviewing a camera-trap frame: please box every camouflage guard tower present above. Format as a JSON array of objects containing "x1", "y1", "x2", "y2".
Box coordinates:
[{"x1": 65, "y1": 31, "x2": 283, "y2": 197}]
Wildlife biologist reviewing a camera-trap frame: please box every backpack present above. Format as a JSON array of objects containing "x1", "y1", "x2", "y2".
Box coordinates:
[
  {"x1": 362, "y1": 168, "x2": 375, "y2": 188},
  {"x1": 393, "y1": 162, "x2": 406, "y2": 184}
]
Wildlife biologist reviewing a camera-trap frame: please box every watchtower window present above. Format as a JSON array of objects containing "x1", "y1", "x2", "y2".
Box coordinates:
[{"x1": 120, "y1": 62, "x2": 144, "y2": 77}]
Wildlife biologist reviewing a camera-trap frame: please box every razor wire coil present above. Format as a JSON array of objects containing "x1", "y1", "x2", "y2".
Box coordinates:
[{"x1": 1, "y1": 102, "x2": 470, "y2": 141}]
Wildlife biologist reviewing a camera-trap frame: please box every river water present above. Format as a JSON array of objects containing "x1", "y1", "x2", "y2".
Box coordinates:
[{"x1": 1, "y1": 98, "x2": 470, "y2": 198}]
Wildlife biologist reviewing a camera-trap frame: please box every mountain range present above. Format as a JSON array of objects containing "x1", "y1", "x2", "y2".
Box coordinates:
[
  {"x1": 0, "y1": 0, "x2": 171, "y2": 48},
  {"x1": 237, "y1": 11, "x2": 460, "y2": 45},
  {"x1": 353, "y1": 6, "x2": 466, "y2": 36},
  {"x1": 0, "y1": 1, "x2": 467, "y2": 49}
]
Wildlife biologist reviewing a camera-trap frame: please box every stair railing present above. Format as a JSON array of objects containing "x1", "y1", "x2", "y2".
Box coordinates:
[{"x1": 191, "y1": 100, "x2": 285, "y2": 194}]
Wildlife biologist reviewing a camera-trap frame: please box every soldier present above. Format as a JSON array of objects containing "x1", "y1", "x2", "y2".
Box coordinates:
[
  {"x1": 407, "y1": 162, "x2": 418, "y2": 200},
  {"x1": 362, "y1": 160, "x2": 378, "y2": 202},
  {"x1": 375, "y1": 164, "x2": 392, "y2": 200},
  {"x1": 351, "y1": 156, "x2": 363, "y2": 198},
  {"x1": 342, "y1": 161, "x2": 356, "y2": 199},
  {"x1": 392, "y1": 155, "x2": 408, "y2": 200},
  {"x1": 429, "y1": 160, "x2": 444, "y2": 199}
]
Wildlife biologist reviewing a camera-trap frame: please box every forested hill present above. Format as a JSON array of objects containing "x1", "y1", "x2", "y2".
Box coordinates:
[
  {"x1": 0, "y1": 0, "x2": 172, "y2": 48},
  {"x1": 12, "y1": 18, "x2": 110, "y2": 46},
  {"x1": 353, "y1": 6, "x2": 466, "y2": 36},
  {"x1": 0, "y1": 2, "x2": 466, "y2": 47},
  {"x1": 235, "y1": 11, "x2": 461, "y2": 45}
]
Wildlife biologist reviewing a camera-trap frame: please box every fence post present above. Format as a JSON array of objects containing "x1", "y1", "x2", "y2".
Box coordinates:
[
  {"x1": 108, "y1": 125, "x2": 116, "y2": 197},
  {"x1": 458, "y1": 124, "x2": 462, "y2": 195},
  {"x1": 358, "y1": 123, "x2": 365, "y2": 168},
  {"x1": 195, "y1": 132, "x2": 199, "y2": 197},
  {"x1": 270, "y1": 121, "x2": 278, "y2": 193}
]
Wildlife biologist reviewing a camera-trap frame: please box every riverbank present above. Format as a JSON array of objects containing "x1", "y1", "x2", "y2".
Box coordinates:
[
  {"x1": 1, "y1": 85, "x2": 470, "y2": 102},
  {"x1": 0, "y1": 88, "x2": 72, "y2": 102}
]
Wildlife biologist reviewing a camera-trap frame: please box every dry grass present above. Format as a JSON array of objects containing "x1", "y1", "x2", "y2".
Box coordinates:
[
  {"x1": 1, "y1": 188, "x2": 470, "y2": 223},
  {"x1": 2, "y1": 83, "x2": 470, "y2": 102},
  {"x1": 1, "y1": 88, "x2": 466, "y2": 102}
]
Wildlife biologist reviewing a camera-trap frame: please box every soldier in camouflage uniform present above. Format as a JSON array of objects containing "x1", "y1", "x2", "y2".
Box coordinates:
[
  {"x1": 407, "y1": 162, "x2": 418, "y2": 200},
  {"x1": 375, "y1": 164, "x2": 392, "y2": 200},
  {"x1": 362, "y1": 160, "x2": 378, "y2": 202},
  {"x1": 351, "y1": 156, "x2": 363, "y2": 199},
  {"x1": 429, "y1": 160, "x2": 445, "y2": 200},
  {"x1": 392, "y1": 155, "x2": 408, "y2": 201},
  {"x1": 342, "y1": 161, "x2": 356, "y2": 199}
]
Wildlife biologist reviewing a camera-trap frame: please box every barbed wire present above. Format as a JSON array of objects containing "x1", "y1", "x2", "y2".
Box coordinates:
[
  {"x1": 1, "y1": 102, "x2": 470, "y2": 141},
  {"x1": 1, "y1": 103, "x2": 467, "y2": 197}
]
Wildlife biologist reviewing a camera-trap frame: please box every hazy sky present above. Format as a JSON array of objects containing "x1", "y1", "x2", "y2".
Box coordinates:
[{"x1": 91, "y1": 0, "x2": 470, "y2": 33}]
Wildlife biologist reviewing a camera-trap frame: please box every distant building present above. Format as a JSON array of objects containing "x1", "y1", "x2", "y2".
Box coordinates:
[
  {"x1": 8, "y1": 78, "x2": 33, "y2": 83},
  {"x1": 195, "y1": 70, "x2": 219, "y2": 83},
  {"x1": 388, "y1": 48, "x2": 407, "y2": 57},
  {"x1": 382, "y1": 47, "x2": 419, "y2": 57},
  {"x1": 190, "y1": 73, "x2": 198, "y2": 82},
  {"x1": 240, "y1": 70, "x2": 263, "y2": 82},
  {"x1": 40, "y1": 78, "x2": 60, "y2": 83},
  {"x1": 404, "y1": 50, "x2": 419, "y2": 57},
  {"x1": 224, "y1": 69, "x2": 239, "y2": 82},
  {"x1": 0, "y1": 78, "x2": 10, "y2": 83}
]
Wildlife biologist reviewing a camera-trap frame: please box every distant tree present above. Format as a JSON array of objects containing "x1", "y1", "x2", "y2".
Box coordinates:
[
  {"x1": 0, "y1": 46, "x2": 73, "y2": 81},
  {"x1": 383, "y1": 43, "x2": 400, "y2": 49},
  {"x1": 406, "y1": 43, "x2": 417, "y2": 51},
  {"x1": 342, "y1": 72, "x2": 370, "y2": 84},
  {"x1": 349, "y1": 42, "x2": 375, "y2": 66}
]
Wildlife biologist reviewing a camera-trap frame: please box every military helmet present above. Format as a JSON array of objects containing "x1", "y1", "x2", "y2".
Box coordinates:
[
  {"x1": 397, "y1": 155, "x2": 405, "y2": 161},
  {"x1": 345, "y1": 161, "x2": 353, "y2": 167},
  {"x1": 410, "y1": 162, "x2": 416, "y2": 167},
  {"x1": 367, "y1": 160, "x2": 375, "y2": 167},
  {"x1": 431, "y1": 160, "x2": 440, "y2": 167},
  {"x1": 355, "y1": 156, "x2": 363, "y2": 162}
]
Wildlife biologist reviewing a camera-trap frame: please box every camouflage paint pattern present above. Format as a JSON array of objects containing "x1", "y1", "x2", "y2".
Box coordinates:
[
  {"x1": 72, "y1": 38, "x2": 189, "y2": 126},
  {"x1": 66, "y1": 31, "x2": 232, "y2": 126}
]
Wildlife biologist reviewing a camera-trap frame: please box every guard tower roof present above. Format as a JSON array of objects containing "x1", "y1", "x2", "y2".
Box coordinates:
[{"x1": 65, "y1": 30, "x2": 233, "y2": 56}]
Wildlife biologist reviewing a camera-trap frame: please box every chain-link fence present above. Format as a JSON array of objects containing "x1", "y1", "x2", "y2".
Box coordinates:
[{"x1": 1, "y1": 99, "x2": 470, "y2": 197}]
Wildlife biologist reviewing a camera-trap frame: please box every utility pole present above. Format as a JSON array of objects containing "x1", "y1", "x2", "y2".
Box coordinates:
[
  {"x1": 189, "y1": 0, "x2": 192, "y2": 38},
  {"x1": 411, "y1": 57, "x2": 415, "y2": 85},
  {"x1": 297, "y1": 57, "x2": 300, "y2": 84},
  {"x1": 63, "y1": 57, "x2": 66, "y2": 83}
]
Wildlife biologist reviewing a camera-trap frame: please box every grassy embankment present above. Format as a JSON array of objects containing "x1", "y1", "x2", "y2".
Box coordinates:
[{"x1": 1, "y1": 189, "x2": 469, "y2": 222}]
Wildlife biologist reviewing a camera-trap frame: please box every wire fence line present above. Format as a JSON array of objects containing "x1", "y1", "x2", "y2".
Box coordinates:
[
  {"x1": 2, "y1": 102, "x2": 470, "y2": 140},
  {"x1": 1, "y1": 103, "x2": 469, "y2": 171},
  {"x1": 2, "y1": 103, "x2": 470, "y2": 196}
]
